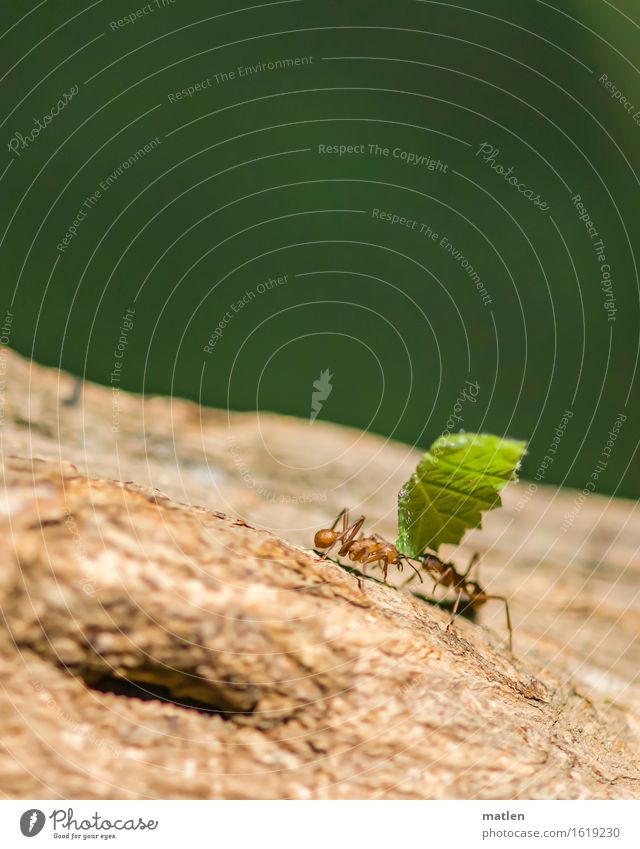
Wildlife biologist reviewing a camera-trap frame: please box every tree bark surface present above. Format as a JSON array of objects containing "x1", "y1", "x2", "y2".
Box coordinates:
[{"x1": 1, "y1": 350, "x2": 639, "y2": 799}]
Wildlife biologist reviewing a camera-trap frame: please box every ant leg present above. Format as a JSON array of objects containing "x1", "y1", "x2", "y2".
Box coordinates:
[
  {"x1": 316, "y1": 509, "x2": 348, "y2": 561},
  {"x1": 337, "y1": 516, "x2": 365, "y2": 558},
  {"x1": 330, "y1": 508, "x2": 348, "y2": 532},
  {"x1": 483, "y1": 595, "x2": 513, "y2": 652},
  {"x1": 446, "y1": 589, "x2": 464, "y2": 630},
  {"x1": 360, "y1": 552, "x2": 390, "y2": 583},
  {"x1": 381, "y1": 554, "x2": 388, "y2": 582},
  {"x1": 319, "y1": 541, "x2": 338, "y2": 562},
  {"x1": 463, "y1": 552, "x2": 480, "y2": 579}
]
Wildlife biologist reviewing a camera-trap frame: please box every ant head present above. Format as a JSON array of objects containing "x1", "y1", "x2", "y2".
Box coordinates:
[
  {"x1": 421, "y1": 553, "x2": 444, "y2": 569},
  {"x1": 314, "y1": 528, "x2": 338, "y2": 549}
]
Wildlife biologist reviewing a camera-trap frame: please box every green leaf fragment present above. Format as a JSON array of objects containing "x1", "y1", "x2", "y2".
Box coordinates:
[{"x1": 396, "y1": 432, "x2": 527, "y2": 557}]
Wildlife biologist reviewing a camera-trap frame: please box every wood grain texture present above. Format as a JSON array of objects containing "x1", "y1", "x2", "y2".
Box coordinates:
[{"x1": 1, "y1": 349, "x2": 639, "y2": 799}]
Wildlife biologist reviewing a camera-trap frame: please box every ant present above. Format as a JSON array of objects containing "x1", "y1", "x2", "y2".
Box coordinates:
[
  {"x1": 407, "y1": 552, "x2": 513, "y2": 651},
  {"x1": 313, "y1": 508, "x2": 513, "y2": 650},
  {"x1": 313, "y1": 507, "x2": 424, "y2": 584}
]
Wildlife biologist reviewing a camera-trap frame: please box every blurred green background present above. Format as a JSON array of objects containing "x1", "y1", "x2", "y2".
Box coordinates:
[{"x1": 1, "y1": 0, "x2": 639, "y2": 497}]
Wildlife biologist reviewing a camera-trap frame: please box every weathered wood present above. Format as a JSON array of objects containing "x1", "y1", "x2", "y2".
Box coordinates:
[{"x1": 0, "y1": 350, "x2": 639, "y2": 799}]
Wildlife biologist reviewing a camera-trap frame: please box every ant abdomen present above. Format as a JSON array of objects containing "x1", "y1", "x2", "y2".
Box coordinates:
[{"x1": 314, "y1": 528, "x2": 338, "y2": 549}]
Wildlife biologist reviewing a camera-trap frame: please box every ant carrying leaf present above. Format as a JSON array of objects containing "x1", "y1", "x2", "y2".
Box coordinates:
[
  {"x1": 312, "y1": 432, "x2": 526, "y2": 650},
  {"x1": 314, "y1": 507, "x2": 424, "y2": 584}
]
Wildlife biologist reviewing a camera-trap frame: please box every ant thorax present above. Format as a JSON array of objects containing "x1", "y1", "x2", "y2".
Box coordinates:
[{"x1": 348, "y1": 538, "x2": 382, "y2": 562}]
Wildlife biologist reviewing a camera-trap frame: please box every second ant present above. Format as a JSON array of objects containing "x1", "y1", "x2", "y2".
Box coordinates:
[{"x1": 313, "y1": 508, "x2": 513, "y2": 650}]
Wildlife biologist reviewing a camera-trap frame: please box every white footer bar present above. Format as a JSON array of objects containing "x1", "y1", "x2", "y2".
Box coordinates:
[{"x1": 0, "y1": 800, "x2": 638, "y2": 848}]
